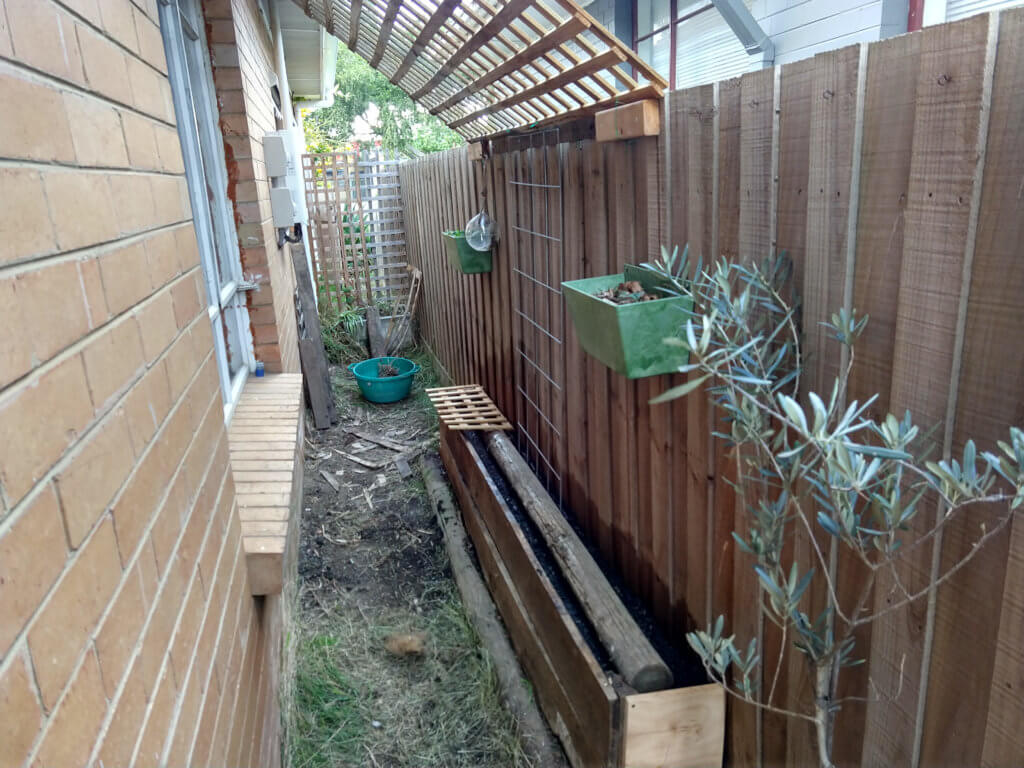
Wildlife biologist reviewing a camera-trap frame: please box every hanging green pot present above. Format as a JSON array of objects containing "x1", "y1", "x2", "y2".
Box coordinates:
[
  {"x1": 443, "y1": 230, "x2": 493, "y2": 274},
  {"x1": 562, "y1": 264, "x2": 692, "y2": 379}
]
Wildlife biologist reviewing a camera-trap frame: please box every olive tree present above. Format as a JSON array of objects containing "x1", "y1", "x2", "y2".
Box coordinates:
[{"x1": 647, "y1": 247, "x2": 1024, "y2": 768}]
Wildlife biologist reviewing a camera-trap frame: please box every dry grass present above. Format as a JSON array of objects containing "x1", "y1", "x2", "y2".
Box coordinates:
[{"x1": 289, "y1": 583, "x2": 532, "y2": 768}]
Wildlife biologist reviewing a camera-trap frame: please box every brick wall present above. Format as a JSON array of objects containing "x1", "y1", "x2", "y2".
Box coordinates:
[
  {"x1": 206, "y1": 0, "x2": 300, "y2": 375},
  {"x1": 0, "y1": 1, "x2": 290, "y2": 766}
]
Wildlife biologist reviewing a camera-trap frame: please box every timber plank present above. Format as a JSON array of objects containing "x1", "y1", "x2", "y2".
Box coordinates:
[
  {"x1": 863, "y1": 15, "x2": 990, "y2": 767},
  {"x1": 924, "y1": 9, "x2": 1021, "y2": 767}
]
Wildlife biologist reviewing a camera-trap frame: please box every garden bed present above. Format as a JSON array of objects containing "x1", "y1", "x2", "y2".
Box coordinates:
[{"x1": 440, "y1": 426, "x2": 724, "y2": 768}]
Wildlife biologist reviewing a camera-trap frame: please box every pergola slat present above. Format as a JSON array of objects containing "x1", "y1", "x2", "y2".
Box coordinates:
[
  {"x1": 431, "y1": 14, "x2": 588, "y2": 116},
  {"x1": 449, "y1": 47, "x2": 625, "y2": 129},
  {"x1": 299, "y1": 0, "x2": 666, "y2": 139}
]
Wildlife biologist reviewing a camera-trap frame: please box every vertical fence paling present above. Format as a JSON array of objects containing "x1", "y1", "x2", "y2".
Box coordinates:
[{"x1": 398, "y1": 11, "x2": 1024, "y2": 767}]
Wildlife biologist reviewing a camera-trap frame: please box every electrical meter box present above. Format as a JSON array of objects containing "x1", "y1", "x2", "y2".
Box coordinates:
[
  {"x1": 265, "y1": 129, "x2": 307, "y2": 228},
  {"x1": 264, "y1": 131, "x2": 292, "y2": 178}
]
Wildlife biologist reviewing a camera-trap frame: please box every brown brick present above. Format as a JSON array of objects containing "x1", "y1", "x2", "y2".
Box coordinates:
[
  {"x1": 110, "y1": 446, "x2": 170, "y2": 563},
  {"x1": 127, "y1": 54, "x2": 167, "y2": 121},
  {"x1": 60, "y1": 0, "x2": 101, "y2": 24},
  {"x1": 55, "y1": 408, "x2": 135, "y2": 546},
  {"x1": 14, "y1": 260, "x2": 91, "y2": 365},
  {"x1": 78, "y1": 257, "x2": 110, "y2": 329},
  {"x1": 151, "y1": 173, "x2": 188, "y2": 225},
  {"x1": 78, "y1": 22, "x2": 133, "y2": 104},
  {"x1": 154, "y1": 123, "x2": 186, "y2": 174},
  {"x1": 0, "y1": 168, "x2": 57, "y2": 265},
  {"x1": 144, "y1": 227, "x2": 180, "y2": 288},
  {"x1": 96, "y1": 663, "x2": 147, "y2": 768},
  {"x1": 99, "y1": 240, "x2": 151, "y2": 315},
  {"x1": 133, "y1": 6, "x2": 165, "y2": 72},
  {"x1": 0, "y1": 70, "x2": 74, "y2": 162},
  {"x1": 121, "y1": 363, "x2": 172, "y2": 454},
  {"x1": 175, "y1": 224, "x2": 201, "y2": 271},
  {"x1": 137, "y1": 559, "x2": 185, "y2": 696},
  {"x1": 170, "y1": 577, "x2": 204, "y2": 685},
  {"x1": 133, "y1": 0, "x2": 159, "y2": 22},
  {"x1": 5, "y1": 0, "x2": 85, "y2": 84},
  {"x1": 137, "y1": 538, "x2": 159, "y2": 601},
  {"x1": 43, "y1": 169, "x2": 118, "y2": 252},
  {"x1": 28, "y1": 517, "x2": 121, "y2": 710},
  {"x1": 167, "y1": 665, "x2": 203, "y2": 765},
  {"x1": 0, "y1": 355, "x2": 93, "y2": 505},
  {"x1": 63, "y1": 90, "x2": 129, "y2": 167},
  {"x1": 94, "y1": 562, "x2": 148, "y2": 698},
  {"x1": 98, "y1": 0, "x2": 138, "y2": 52},
  {"x1": 109, "y1": 172, "x2": 157, "y2": 236},
  {"x1": 0, "y1": 276, "x2": 32, "y2": 389},
  {"x1": 136, "y1": 288, "x2": 178, "y2": 361},
  {"x1": 135, "y1": 666, "x2": 175, "y2": 767},
  {"x1": 191, "y1": 307, "x2": 216, "y2": 358},
  {"x1": 149, "y1": 471, "x2": 189, "y2": 575},
  {"x1": 32, "y1": 650, "x2": 108, "y2": 768},
  {"x1": 0, "y1": 2, "x2": 11, "y2": 58},
  {"x1": 0, "y1": 651, "x2": 43, "y2": 768},
  {"x1": 121, "y1": 109, "x2": 160, "y2": 170},
  {"x1": 0, "y1": 486, "x2": 67, "y2": 658},
  {"x1": 170, "y1": 272, "x2": 203, "y2": 329},
  {"x1": 82, "y1": 317, "x2": 146, "y2": 409},
  {"x1": 164, "y1": 329, "x2": 200, "y2": 403},
  {"x1": 189, "y1": 666, "x2": 220, "y2": 767}
]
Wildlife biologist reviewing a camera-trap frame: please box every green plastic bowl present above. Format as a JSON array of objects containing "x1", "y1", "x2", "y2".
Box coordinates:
[{"x1": 348, "y1": 357, "x2": 420, "y2": 403}]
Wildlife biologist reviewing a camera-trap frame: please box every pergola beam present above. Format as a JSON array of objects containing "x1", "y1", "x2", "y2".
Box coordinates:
[
  {"x1": 369, "y1": 0, "x2": 402, "y2": 67},
  {"x1": 390, "y1": 0, "x2": 461, "y2": 86},
  {"x1": 347, "y1": 0, "x2": 363, "y2": 48},
  {"x1": 411, "y1": 0, "x2": 532, "y2": 100}
]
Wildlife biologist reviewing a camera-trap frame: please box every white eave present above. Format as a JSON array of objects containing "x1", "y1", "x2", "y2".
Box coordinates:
[{"x1": 278, "y1": 0, "x2": 337, "y2": 109}]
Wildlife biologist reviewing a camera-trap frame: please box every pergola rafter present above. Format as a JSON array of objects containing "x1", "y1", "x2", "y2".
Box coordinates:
[{"x1": 292, "y1": 0, "x2": 667, "y2": 140}]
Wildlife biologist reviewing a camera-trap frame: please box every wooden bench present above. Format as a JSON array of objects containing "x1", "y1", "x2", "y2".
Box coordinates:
[{"x1": 227, "y1": 373, "x2": 304, "y2": 595}]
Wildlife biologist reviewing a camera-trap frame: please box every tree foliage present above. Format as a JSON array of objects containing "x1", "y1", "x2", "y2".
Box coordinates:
[
  {"x1": 647, "y1": 247, "x2": 1024, "y2": 768},
  {"x1": 303, "y1": 46, "x2": 462, "y2": 155}
]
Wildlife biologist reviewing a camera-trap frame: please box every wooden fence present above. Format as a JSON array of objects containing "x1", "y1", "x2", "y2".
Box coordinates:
[
  {"x1": 302, "y1": 149, "x2": 409, "y2": 309},
  {"x1": 399, "y1": 11, "x2": 1024, "y2": 768}
]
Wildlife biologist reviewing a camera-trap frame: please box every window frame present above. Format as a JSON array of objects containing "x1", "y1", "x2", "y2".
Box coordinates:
[
  {"x1": 632, "y1": 0, "x2": 735, "y2": 90},
  {"x1": 158, "y1": 0, "x2": 255, "y2": 423}
]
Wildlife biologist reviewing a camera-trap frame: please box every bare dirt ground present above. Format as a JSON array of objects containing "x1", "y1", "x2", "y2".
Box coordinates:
[{"x1": 289, "y1": 358, "x2": 533, "y2": 768}]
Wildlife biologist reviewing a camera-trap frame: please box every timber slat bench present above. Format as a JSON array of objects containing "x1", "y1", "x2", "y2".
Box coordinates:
[{"x1": 227, "y1": 373, "x2": 304, "y2": 595}]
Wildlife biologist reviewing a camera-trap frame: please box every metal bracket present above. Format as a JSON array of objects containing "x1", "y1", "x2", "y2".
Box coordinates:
[{"x1": 711, "y1": 0, "x2": 775, "y2": 65}]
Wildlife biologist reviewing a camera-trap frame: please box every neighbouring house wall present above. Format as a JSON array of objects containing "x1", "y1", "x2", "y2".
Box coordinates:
[
  {"x1": 206, "y1": 0, "x2": 300, "y2": 376},
  {"x1": 0, "y1": 1, "x2": 289, "y2": 766}
]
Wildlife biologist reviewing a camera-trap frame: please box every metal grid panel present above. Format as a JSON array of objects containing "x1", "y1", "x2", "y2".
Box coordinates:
[{"x1": 507, "y1": 128, "x2": 565, "y2": 506}]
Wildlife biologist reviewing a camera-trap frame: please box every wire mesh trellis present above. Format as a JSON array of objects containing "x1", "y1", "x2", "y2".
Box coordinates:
[{"x1": 507, "y1": 128, "x2": 565, "y2": 508}]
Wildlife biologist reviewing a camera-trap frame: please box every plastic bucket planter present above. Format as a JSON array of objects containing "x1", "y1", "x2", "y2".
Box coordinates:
[
  {"x1": 443, "y1": 230, "x2": 492, "y2": 274},
  {"x1": 562, "y1": 265, "x2": 692, "y2": 379},
  {"x1": 348, "y1": 357, "x2": 420, "y2": 403}
]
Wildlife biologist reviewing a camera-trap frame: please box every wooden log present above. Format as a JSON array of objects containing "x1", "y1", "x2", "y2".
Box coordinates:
[
  {"x1": 419, "y1": 454, "x2": 568, "y2": 768},
  {"x1": 485, "y1": 430, "x2": 673, "y2": 693},
  {"x1": 595, "y1": 99, "x2": 661, "y2": 142}
]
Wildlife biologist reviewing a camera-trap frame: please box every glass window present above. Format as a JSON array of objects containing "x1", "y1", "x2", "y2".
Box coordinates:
[{"x1": 159, "y1": 0, "x2": 255, "y2": 421}]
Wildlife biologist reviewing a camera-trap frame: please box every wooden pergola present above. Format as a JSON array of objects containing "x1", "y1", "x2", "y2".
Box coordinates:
[{"x1": 293, "y1": 0, "x2": 668, "y2": 140}]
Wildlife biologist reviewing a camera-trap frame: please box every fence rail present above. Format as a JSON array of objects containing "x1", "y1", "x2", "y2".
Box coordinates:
[{"x1": 400, "y1": 11, "x2": 1024, "y2": 768}]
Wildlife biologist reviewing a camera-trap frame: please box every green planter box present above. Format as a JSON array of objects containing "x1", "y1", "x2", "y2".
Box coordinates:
[
  {"x1": 562, "y1": 265, "x2": 692, "y2": 379},
  {"x1": 443, "y1": 230, "x2": 492, "y2": 274}
]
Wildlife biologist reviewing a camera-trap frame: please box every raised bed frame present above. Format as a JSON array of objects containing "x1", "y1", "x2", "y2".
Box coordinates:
[{"x1": 440, "y1": 425, "x2": 724, "y2": 768}]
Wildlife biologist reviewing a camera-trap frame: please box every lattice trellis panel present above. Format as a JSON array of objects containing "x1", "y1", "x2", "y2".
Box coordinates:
[
  {"x1": 302, "y1": 150, "x2": 410, "y2": 310},
  {"x1": 293, "y1": 0, "x2": 667, "y2": 140}
]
